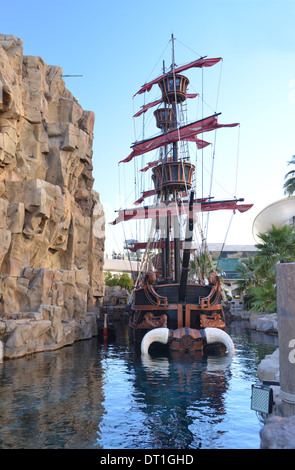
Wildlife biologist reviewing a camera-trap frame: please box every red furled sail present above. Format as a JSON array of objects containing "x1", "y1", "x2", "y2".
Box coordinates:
[
  {"x1": 120, "y1": 115, "x2": 238, "y2": 164},
  {"x1": 134, "y1": 57, "x2": 222, "y2": 96},
  {"x1": 133, "y1": 99, "x2": 162, "y2": 118},
  {"x1": 133, "y1": 189, "x2": 156, "y2": 205},
  {"x1": 140, "y1": 160, "x2": 162, "y2": 172},
  {"x1": 134, "y1": 94, "x2": 198, "y2": 118},
  {"x1": 110, "y1": 200, "x2": 253, "y2": 225},
  {"x1": 140, "y1": 156, "x2": 174, "y2": 172},
  {"x1": 134, "y1": 190, "x2": 210, "y2": 206}
]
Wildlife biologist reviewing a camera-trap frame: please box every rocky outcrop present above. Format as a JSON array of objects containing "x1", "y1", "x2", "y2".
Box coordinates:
[
  {"x1": 260, "y1": 415, "x2": 295, "y2": 449},
  {"x1": 249, "y1": 312, "x2": 278, "y2": 335},
  {"x1": 0, "y1": 35, "x2": 105, "y2": 359},
  {"x1": 256, "y1": 331, "x2": 295, "y2": 449},
  {"x1": 257, "y1": 347, "x2": 280, "y2": 382},
  {"x1": 102, "y1": 285, "x2": 129, "y2": 322},
  {"x1": 230, "y1": 309, "x2": 278, "y2": 335}
]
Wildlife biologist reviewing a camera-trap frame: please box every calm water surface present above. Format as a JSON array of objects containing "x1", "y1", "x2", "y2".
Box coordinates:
[{"x1": 0, "y1": 321, "x2": 278, "y2": 449}]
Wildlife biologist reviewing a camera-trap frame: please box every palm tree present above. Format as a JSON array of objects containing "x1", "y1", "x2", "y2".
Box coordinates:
[
  {"x1": 238, "y1": 225, "x2": 295, "y2": 312},
  {"x1": 255, "y1": 224, "x2": 295, "y2": 267},
  {"x1": 189, "y1": 251, "x2": 220, "y2": 282},
  {"x1": 236, "y1": 256, "x2": 263, "y2": 292},
  {"x1": 247, "y1": 279, "x2": 277, "y2": 313},
  {"x1": 283, "y1": 155, "x2": 295, "y2": 196}
]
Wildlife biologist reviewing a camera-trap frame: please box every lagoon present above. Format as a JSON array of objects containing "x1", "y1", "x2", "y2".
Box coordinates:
[{"x1": 0, "y1": 321, "x2": 278, "y2": 449}]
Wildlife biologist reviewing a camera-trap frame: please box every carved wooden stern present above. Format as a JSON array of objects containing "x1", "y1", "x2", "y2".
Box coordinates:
[{"x1": 129, "y1": 270, "x2": 227, "y2": 354}]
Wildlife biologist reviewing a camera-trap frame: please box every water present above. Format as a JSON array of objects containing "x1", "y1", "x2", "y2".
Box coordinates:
[{"x1": 0, "y1": 321, "x2": 278, "y2": 449}]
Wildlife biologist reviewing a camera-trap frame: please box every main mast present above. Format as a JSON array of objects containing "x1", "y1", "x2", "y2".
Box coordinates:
[{"x1": 152, "y1": 34, "x2": 193, "y2": 284}]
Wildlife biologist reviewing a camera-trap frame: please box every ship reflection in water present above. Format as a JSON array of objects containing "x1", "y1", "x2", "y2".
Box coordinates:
[
  {"x1": 135, "y1": 352, "x2": 232, "y2": 449},
  {"x1": 0, "y1": 322, "x2": 278, "y2": 449}
]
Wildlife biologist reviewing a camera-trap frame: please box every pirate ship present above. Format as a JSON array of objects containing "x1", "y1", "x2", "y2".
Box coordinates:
[{"x1": 110, "y1": 36, "x2": 253, "y2": 356}]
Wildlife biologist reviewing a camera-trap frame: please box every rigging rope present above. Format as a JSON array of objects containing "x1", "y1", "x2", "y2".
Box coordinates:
[
  {"x1": 215, "y1": 58, "x2": 223, "y2": 113},
  {"x1": 174, "y1": 38, "x2": 203, "y2": 59},
  {"x1": 203, "y1": 58, "x2": 223, "y2": 241},
  {"x1": 117, "y1": 158, "x2": 140, "y2": 277},
  {"x1": 133, "y1": 218, "x2": 158, "y2": 289},
  {"x1": 205, "y1": 132, "x2": 217, "y2": 241},
  {"x1": 216, "y1": 123, "x2": 241, "y2": 263},
  {"x1": 234, "y1": 125, "x2": 241, "y2": 198}
]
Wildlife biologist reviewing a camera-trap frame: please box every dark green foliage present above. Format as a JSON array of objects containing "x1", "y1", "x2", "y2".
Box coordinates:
[
  {"x1": 283, "y1": 155, "x2": 295, "y2": 196},
  {"x1": 238, "y1": 225, "x2": 295, "y2": 313},
  {"x1": 104, "y1": 270, "x2": 133, "y2": 291}
]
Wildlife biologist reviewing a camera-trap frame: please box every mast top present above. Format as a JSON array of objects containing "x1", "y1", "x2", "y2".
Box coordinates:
[{"x1": 171, "y1": 33, "x2": 176, "y2": 71}]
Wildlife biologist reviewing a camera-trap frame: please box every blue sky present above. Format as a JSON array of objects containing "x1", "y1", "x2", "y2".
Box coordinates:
[{"x1": 2, "y1": 0, "x2": 295, "y2": 254}]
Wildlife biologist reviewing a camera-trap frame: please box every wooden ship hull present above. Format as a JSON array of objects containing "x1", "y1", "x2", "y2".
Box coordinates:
[{"x1": 129, "y1": 278, "x2": 230, "y2": 355}]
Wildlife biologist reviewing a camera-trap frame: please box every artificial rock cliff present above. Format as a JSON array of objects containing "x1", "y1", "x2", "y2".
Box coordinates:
[{"x1": 0, "y1": 34, "x2": 105, "y2": 359}]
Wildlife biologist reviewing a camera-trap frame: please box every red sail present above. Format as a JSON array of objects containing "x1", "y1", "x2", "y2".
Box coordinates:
[
  {"x1": 134, "y1": 191, "x2": 209, "y2": 206},
  {"x1": 133, "y1": 99, "x2": 162, "y2": 118},
  {"x1": 110, "y1": 200, "x2": 253, "y2": 225},
  {"x1": 119, "y1": 115, "x2": 223, "y2": 164},
  {"x1": 174, "y1": 57, "x2": 222, "y2": 74},
  {"x1": 120, "y1": 115, "x2": 238, "y2": 164},
  {"x1": 134, "y1": 190, "x2": 156, "y2": 205},
  {"x1": 140, "y1": 160, "x2": 162, "y2": 172},
  {"x1": 140, "y1": 156, "x2": 173, "y2": 172},
  {"x1": 134, "y1": 57, "x2": 222, "y2": 96},
  {"x1": 134, "y1": 94, "x2": 198, "y2": 118}
]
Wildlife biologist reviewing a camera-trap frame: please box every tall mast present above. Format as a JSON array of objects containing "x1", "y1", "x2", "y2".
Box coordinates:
[
  {"x1": 152, "y1": 36, "x2": 192, "y2": 283},
  {"x1": 171, "y1": 33, "x2": 175, "y2": 69},
  {"x1": 171, "y1": 33, "x2": 180, "y2": 281},
  {"x1": 171, "y1": 34, "x2": 178, "y2": 163},
  {"x1": 179, "y1": 190, "x2": 194, "y2": 301}
]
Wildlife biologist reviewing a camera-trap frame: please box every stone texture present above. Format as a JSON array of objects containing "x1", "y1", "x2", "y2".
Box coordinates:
[
  {"x1": 257, "y1": 348, "x2": 280, "y2": 382},
  {"x1": 249, "y1": 312, "x2": 278, "y2": 335},
  {"x1": 229, "y1": 309, "x2": 278, "y2": 335},
  {"x1": 102, "y1": 285, "x2": 129, "y2": 321},
  {"x1": 260, "y1": 415, "x2": 295, "y2": 449},
  {"x1": 0, "y1": 35, "x2": 105, "y2": 358}
]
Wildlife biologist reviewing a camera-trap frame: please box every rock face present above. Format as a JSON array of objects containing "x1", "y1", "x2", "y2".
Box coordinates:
[
  {"x1": 230, "y1": 310, "x2": 278, "y2": 335},
  {"x1": 0, "y1": 35, "x2": 105, "y2": 359},
  {"x1": 102, "y1": 285, "x2": 129, "y2": 322},
  {"x1": 260, "y1": 415, "x2": 295, "y2": 449},
  {"x1": 249, "y1": 312, "x2": 278, "y2": 335},
  {"x1": 257, "y1": 348, "x2": 280, "y2": 382}
]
